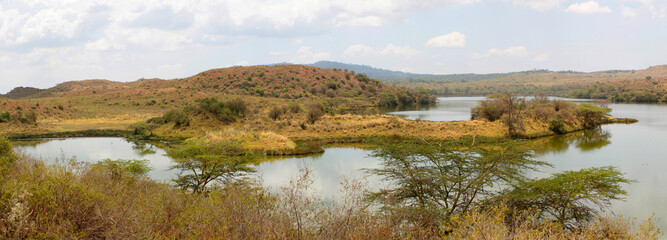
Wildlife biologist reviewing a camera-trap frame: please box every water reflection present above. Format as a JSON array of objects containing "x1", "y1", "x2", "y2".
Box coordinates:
[
  {"x1": 386, "y1": 97, "x2": 486, "y2": 121},
  {"x1": 533, "y1": 128, "x2": 612, "y2": 155},
  {"x1": 128, "y1": 140, "x2": 158, "y2": 156},
  {"x1": 12, "y1": 137, "x2": 176, "y2": 182},
  {"x1": 574, "y1": 129, "x2": 611, "y2": 151}
]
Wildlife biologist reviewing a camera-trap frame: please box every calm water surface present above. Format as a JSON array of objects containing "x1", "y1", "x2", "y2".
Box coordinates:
[{"x1": 12, "y1": 97, "x2": 667, "y2": 231}]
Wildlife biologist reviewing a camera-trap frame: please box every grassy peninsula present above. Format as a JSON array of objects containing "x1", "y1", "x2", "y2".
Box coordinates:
[{"x1": 0, "y1": 65, "x2": 635, "y2": 155}]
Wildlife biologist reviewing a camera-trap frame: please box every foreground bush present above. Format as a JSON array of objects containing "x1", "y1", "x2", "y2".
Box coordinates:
[{"x1": 0, "y1": 141, "x2": 661, "y2": 239}]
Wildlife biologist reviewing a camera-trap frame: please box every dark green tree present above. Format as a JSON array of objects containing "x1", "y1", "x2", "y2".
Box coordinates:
[
  {"x1": 366, "y1": 141, "x2": 547, "y2": 227},
  {"x1": 168, "y1": 140, "x2": 256, "y2": 193},
  {"x1": 501, "y1": 167, "x2": 632, "y2": 229},
  {"x1": 576, "y1": 103, "x2": 611, "y2": 129}
]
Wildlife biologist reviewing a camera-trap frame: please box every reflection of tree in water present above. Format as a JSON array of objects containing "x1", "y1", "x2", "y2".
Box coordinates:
[
  {"x1": 542, "y1": 134, "x2": 571, "y2": 154},
  {"x1": 533, "y1": 128, "x2": 611, "y2": 155},
  {"x1": 575, "y1": 128, "x2": 611, "y2": 151},
  {"x1": 8, "y1": 139, "x2": 52, "y2": 147},
  {"x1": 128, "y1": 140, "x2": 157, "y2": 156}
]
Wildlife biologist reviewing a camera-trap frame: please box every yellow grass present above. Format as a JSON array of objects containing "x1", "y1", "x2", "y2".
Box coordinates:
[
  {"x1": 203, "y1": 128, "x2": 297, "y2": 151},
  {"x1": 278, "y1": 114, "x2": 507, "y2": 139},
  {"x1": 40, "y1": 113, "x2": 160, "y2": 132}
]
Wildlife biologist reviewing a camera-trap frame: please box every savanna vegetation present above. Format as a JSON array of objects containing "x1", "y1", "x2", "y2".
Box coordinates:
[
  {"x1": 0, "y1": 136, "x2": 661, "y2": 239},
  {"x1": 0, "y1": 64, "x2": 654, "y2": 238},
  {"x1": 383, "y1": 65, "x2": 667, "y2": 103},
  {"x1": 470, "y1": 94, "x2": 628, "y2": 138}
]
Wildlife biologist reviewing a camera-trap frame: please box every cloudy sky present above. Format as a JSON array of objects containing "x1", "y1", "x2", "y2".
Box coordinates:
[{"x1": 0, "y1": 0, "x2": 666, "y2": 93}]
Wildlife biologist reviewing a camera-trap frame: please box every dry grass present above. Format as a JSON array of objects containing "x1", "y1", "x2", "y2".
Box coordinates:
[
  {"x1": 280, "y1": 114, "x2": 506, "y2": 139},
  {"x1": 204, "y1": 128, "x2": 297, "y2": 151},
  {"x1": 445, "y1": 205, "x2": 662, "y2": 240}
]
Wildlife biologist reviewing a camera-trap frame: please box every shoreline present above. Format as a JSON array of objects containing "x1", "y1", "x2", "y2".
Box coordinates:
[{"x1": 6, "y1": 116, "x2": 638, "y2": 156}]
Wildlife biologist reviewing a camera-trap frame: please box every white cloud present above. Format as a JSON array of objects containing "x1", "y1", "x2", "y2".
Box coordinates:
[
  {"x1": 566, "y1": 1, "x2": 612, "y2": 14},
  {"x1": 140, "y1": 64, "x2": 187, "y2": 79},
  {"x1": 425, "y1": 32, "x2": 466, "y2": 48},
  {"x1": 474, "y1": 46, "x2": 528, "y2": 58},
  {"x1": 233, "y1": 60, "x2": 249, "y2": 66},
  {"x1": 333, "y1": 14, "x2": 384, "y2": 27},
  {"x1": 534, "y1": 53, "x2": 549, "y2": 62},
  {"x1": 381, "y1": 44, "x2": 420, "y2": 57},
  {"x1": 343, "y1": 43, "x2": 420, "y2": 57},
  {"x1": 124, "y1": 28, "x2": 193, "y2": 51},
  {"x1": 294, "y1": 46, "x2": 331, "y2": 63},
  {"x1": 343, "y1": 44, "x2": 375, "y2": 57},
  {"x1": 0, "y1": 56, "x2": 9, "y2": 63},
  {"x1": 621, "y1": 6, "x2": 638, "y2": 17},
  {"x1": 649, "y1": 3, "x2": 667, "y2": 19},
  {"x1": 269, "y1": 51, "x2": 287, "y2": 56},
  {"x1": 84, "y1": 39, "x2": 124, "y2": 51},
  {"x1": 488, "y1": 46, "x2": 528, "y2": 56},
  {"x1": 507, "y1": 0, "x2": 566, "y2": 11}
]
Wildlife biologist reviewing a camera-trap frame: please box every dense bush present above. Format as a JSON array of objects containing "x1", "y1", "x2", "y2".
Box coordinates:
[
  {"x1": 306, "y1": 103, "x2": 325, "y2": 124},
  {"x1": 472, "y1": 94, "x2": 603, "y2": 137},
  {"x1": 0, "y1": 112, "x2": 10, "y2": 123},
  {"x1": 268, "y1": 106, "x2": 287, "y2": 120},
  {"x1": 548, "y1": 117, "x2": 567, "y2": 134}
]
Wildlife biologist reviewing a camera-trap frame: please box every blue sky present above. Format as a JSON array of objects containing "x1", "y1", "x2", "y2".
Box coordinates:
[{"x1": 0, "y1": 0, "x2": 665, "y2": 93}]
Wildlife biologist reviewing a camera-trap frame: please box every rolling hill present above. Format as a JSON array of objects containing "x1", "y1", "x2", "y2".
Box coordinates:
[
  {"x1": 0, "y1": 64, "x2": 435, "y2": 126},
  {"x1": 309, "y1": 61, "x2": 667, "y2": 102}
]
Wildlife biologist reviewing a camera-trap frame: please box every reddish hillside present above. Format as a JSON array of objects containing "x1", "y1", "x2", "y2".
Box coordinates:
[{"x1": 4, "y1": 65, "x2": 393, "y2": 101}]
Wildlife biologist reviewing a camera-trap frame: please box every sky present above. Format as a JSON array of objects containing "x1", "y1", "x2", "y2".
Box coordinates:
[{"x1": 0, "y1": 0, "x2": 666, "y2": 93}]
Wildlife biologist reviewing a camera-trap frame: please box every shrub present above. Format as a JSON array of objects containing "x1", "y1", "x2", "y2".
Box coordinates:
[
  {"x1": 0, "y1": 136, "x2": 17, "y2": 172},
  {"x1": 288, "y1": 103, "x2": 302, "y2": 113},
  {"x1": 548, "y1": 117, "x2": 567, "y2": 134},
  {"x1": 164, "y1": 109, "x2": 189, "y2": 127},
  {"x1": 378, "y1": 92, "x2": 398, "y2": 108},
  {"x1": 226, "y1": 98, "x2": 248, "y2": 116},
  {"x1": 0, "y1": 111, "x2": 10, "y2": 123},
  {"x1": 269, "y1": 106, "x2": 286, "y2": 121},
  {"x1": 306, "y1": 103, "x2": 325, "y2": 124}
]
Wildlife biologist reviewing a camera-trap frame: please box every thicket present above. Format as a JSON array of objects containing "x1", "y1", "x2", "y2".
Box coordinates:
[
  {"x1": 0, "y1": 111, "x2": 37, "y2": 124},
  {"x1": 377, "y1": 88, "x2": 436, "y2": 108},
  {"x1": 568, "y1": 82, "x2": 667, "y2": 103},
  {"x1": 149, "y1": 97, "x2": 248, "y2": 128},
  {"x1": 471, "y1": 94, "x2": 610, "y2": 137}
]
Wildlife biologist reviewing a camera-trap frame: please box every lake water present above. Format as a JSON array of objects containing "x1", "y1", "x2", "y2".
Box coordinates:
[{"x1": 11, "y1": 97, "x2": 667, "y2": 231}]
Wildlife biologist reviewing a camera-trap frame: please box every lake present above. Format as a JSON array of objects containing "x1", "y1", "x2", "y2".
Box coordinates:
[{"x1": 12, "y1": 97, "x2": 667, "y2": 231}]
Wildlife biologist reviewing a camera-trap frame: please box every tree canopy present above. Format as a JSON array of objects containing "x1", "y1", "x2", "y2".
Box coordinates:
[
  {"x1": 366, "y1": 141, "x2": 547, "y2": 227},
  {"x1": 168, "y1": 139, "x2": 256, "y2": 193}
]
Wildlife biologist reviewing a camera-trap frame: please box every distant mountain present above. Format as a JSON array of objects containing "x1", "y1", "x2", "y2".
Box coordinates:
[{"x1": 309, "y1": 61, "x2": 510, "y2": 82}]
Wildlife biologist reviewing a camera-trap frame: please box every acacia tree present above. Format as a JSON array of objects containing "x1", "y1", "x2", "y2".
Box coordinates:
[
  {"x1": 471, "y1": 93, "x2": 525, "y2": 138},
  {"x1": 366, "y1": 141, "x2": 546, "y2": 227},
  {"x1": 501, "y1": 167, "x2": 632, "y2": 229},
  {"x1": 168, "y1": 140, "x2": 256, "y2": 193},
  {"x1": 576, "y1": 103, "x2": 611, "y2": 129}
]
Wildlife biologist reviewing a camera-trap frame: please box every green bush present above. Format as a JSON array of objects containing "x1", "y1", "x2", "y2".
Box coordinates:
[
  {"x1": 93, "y1": 159, "x2": 153, "y2": 180},
  {"x1": 0, "y1": 136, "x2": 17, "y2": 172},
  {"x1": 164, "y1": 109, "x2": 189, "y2": 127},
  {"x1": 269, "y1": 106, "x2": 286, "y2": 120},
  {"x1": 548, "y1": 117, "x2": 567, "y2": 134},
  {"x1": 306, "y1": 103, "x2": 325, "y2": 124}
]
